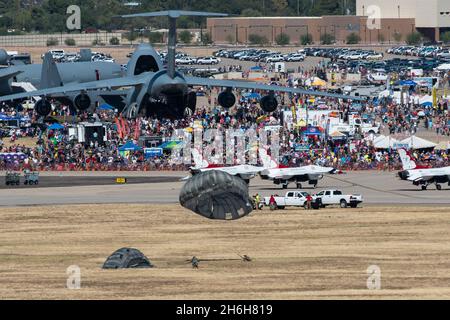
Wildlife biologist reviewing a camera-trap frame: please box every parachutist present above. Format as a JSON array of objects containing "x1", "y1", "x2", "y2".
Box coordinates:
[{"x1": 191, "y1": 256, "x2": 199, "y2": 269}]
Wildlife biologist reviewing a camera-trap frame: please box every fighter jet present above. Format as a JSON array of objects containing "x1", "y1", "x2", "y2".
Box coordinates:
[
  {"x1": 188, "y1": 148, "x2": 264, "y2": 184},
  {"x1": 258, "y1": 147, "x2": 336, "y2": 189},
  {"x1": 398, "y1": 149, "x2": 450, "y2": 191},
  {"x1": 0, "y1": 10, "x2": 365, "y2": 119}
]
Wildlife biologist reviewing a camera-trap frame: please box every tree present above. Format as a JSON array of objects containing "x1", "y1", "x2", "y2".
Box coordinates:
[
  {"x1": 393, "y1": 32, "x2": 403, "y2": 43},
  {"x1": 320, "y1": 33, "x2": 335, "y2": 45},
  {"x1": 92, "y1": 39, "x2": 105, "y2": 46},
  {"x1": 241, "y1": 8, "x2": 262, "y2": 17},
  {"x1": 46, "y1": 37, "x2": 59, "y2": 47},
  {"x1": 248, "y1": 34, "x2": 269, "y2": 46},
  {"x1": 272, "y1": 0, "x2": 288, "y2": 14},
  {"x1": 201, "y1": 32, "x2": 213, "y2": 45},
  {"x1": 178, "y1": 30, "x2": 193, "y2": 44},
  {"x1": 123, "y1": 31, "x2": 137, "y2": 44},
  {"x1": 225, "y1": 34, "x2": 235, "y2": 44},
  {"x1": 346, "y1": 32, "x2": 360, "y2": 45},
  {"x1": 109, "y1": 37, "x2": 120, "y2": 45},
  {"x1": 300, "y1": 33, "x2": 313, "y2": 45},
  {"x1": 311, "y1": 0, "x2": 342, "y2": 16},
  {"x1": 441, "y1": 31, "x2": 450, "y2": 44},
  {"x1": 64, "y1": 38, "x2": 76, "y2": 46},
  {"x1": 275, "y1": 33, "x2": 290, "y2": 46},
  {"x1": 148, "y1": 32, "x2": 163, "y2": 44},
  {"x1": 406, "y1": 32, "x2": 422, "y2": 45}
]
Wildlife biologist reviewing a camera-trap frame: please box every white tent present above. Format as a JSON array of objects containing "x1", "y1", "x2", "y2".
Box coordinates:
[
  {"x1": 378, "y1": 90, "x2": 391, "y2": 98},
  {"x1": 419, "y1": 95, "x2": 433, "y2": 105},
  {"x1": 435, "y1": 141, "x2": 450, "y2": 151},
  {"x1": 373, "y1": 136, "x2": 400, "y2": 149},
  {"x1": 436, "y1": 63, "x2": 450, "y2": 71},
  {"x1": 400, "y1": 136, "x2": 436, "y2": 149}
]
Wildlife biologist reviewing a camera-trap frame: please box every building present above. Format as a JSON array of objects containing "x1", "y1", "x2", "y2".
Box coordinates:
[
  {"x1": 207, "y1": 15, "x2": 415, "y2": 45},
  {"x1": 356, "y1": 0, "x2": 450, "y2": 41}
]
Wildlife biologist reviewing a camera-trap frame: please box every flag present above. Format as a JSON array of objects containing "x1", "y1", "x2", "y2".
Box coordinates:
[
  {"x1": 134, "y1": 118, "x2": 141, "y2": 140},
  {"x1": 115, "y1": 117, "x2": 123, "y2": 139}
]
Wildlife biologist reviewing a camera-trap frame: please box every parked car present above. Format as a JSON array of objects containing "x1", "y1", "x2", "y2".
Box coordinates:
[
  {"x1": 196, "y1": 56, "x2": 220, "y2": 65},
  {"x1": 314, "y1": 190, "x2": 363, "y2": 208}
]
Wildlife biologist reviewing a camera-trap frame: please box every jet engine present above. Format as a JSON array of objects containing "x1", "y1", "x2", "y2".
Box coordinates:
[
  {"x1": 0, "y1": 49, "x2": 8, "y2": 65},
  {"x1": 74, "y1": 94, "x2": 91, "y2": 111},
  {"x1": 260, "y1": 95, "x2": 278, "y2": 113},
  {"x1": 186, "y1": 91, "x2": 197, "y2": 112},
  {"x1": 218, "y1": 90, "x2": 236, "y2": 109},
  {"x1": 35, "y1": 100, "x2": 52, "y2": 117}
]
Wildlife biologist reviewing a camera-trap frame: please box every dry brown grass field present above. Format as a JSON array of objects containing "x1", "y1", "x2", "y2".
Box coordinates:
[{"x1": 0, "y1": 204, "x2": 450, "y2": 300}]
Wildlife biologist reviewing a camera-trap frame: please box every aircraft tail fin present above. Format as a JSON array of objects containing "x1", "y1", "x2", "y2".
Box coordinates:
[
  {"x1": 40, "y1": 52, "x2": 63, "y2": 89},
  {"x1": 121, "y1": 11, "x2": 228, "y2": 79},
  {"x1": 191, "y1": 148, "x2": 209, "y2": 169},
  {"x1": 398, "y1": 148, "x2": 417, "y2": 170},
  {"x1": 259, "y1": 147, "x2": 279, "y2": 169},
  {"x1": 79, "y1": 49, "x2": 92, "y2": 62}
]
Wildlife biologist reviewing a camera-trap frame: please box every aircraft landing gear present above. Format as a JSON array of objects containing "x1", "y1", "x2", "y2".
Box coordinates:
[
  {"x1": 421, "y1": 185, "x2": 427, "y2": 191},
  {"x1": 436, "y1": 184, "x2": 442, "y2": 191},
  {"x1": 124, "y1": 103, "x2": 139, "y2": 119},
  {"x1": 296, "y1": 183, "x2": 302, "y2": 189},
  {"x1": 282, "y1": 182, "x2": 289, "y2": 189}
]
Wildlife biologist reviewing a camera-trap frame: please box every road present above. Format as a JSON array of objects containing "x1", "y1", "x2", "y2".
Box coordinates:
[{"x1": 0, "y1": 171, "x2": 449, "y2": 207}]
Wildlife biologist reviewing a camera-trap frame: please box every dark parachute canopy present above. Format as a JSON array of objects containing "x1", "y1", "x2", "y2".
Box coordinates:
[
  {"x1": 179, "y1": 171, "x2": 253, "y2": 220},
  {"x1": 102, "y1": 248, "x2": 153, "y2": 269}
]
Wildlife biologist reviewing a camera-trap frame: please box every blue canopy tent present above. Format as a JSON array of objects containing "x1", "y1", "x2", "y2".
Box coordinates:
[
  {"x1": 144, "y1": 148, "x2": 163, "y2": 158},
  {"x1": 159, "y1": 140, "x2": 183, "y2": 150},
  {"x1": 119, "y1": 141, "x2": 142, "y2": 152},
  {"x1": 98, "y1": 103, "x2": 114, "y2": 111},
  {"x1": 47, "y1": 123, "x2": 64, "y2": 130},
  {"x1": 421, "y1": 101, "x2": 433, "y2": 107},
  {"x1": 242, "y1": 92, "x2": 261, "y2": 100},
  {"x1": 397, "y1": 80, "x2": 417, "y2": 86},
  {"x1": 250, "y1": 66, "x2": 263, "y2": 71}
]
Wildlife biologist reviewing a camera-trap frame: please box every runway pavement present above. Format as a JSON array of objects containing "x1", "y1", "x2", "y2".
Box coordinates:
[{"x1": 0, "y1": 171, "x2": 449, "y2": 207}]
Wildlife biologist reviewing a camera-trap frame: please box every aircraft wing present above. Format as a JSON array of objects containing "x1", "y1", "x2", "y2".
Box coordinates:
[
  {"x1": 0, "y1": 69, "x2": 23, "y2": 81},
  {"x1": 0, "y1": 74, "x2": 149, "y2": 102},
  {"x1": 185, "y1": 77, "x2": 366, "y2": 101}
]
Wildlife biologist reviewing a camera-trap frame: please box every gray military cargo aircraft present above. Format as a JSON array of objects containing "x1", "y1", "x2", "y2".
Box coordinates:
[
  {"x1": 0, "y1": 43, "x2": 163, "y2": 115},
  {"x1": 0, "y1": 10, "x2": 365, "y2": 119}
]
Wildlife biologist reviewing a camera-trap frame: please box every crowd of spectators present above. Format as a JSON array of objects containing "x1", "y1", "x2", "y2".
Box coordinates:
[{"x1": 1, "y1": 62, "x2": 450, "y2": 172}]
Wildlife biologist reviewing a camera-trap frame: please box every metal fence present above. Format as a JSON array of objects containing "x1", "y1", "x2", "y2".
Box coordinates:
[{"x1": 0, "y1": 32, "x2": 126, "y2": 47}]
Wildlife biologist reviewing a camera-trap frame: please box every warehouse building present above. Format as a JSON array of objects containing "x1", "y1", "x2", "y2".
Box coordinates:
[
  {"x1": 207, "y1": 15, "x2": 415, "y2": 45},
  {"x1": 356, "y1": 0, "x2": 450, "y2": 41},
  {"x1": 207, "y1": 0, "x2": 450, "y2": 45}
]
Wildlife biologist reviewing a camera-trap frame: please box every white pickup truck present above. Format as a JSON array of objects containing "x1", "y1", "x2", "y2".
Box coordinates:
[
  {"x1": 263, "y1": 191, "x2": 320, "y2": 210},
  {"x1": 314, "y1": 190, "x2": 363, "y2": 208}
]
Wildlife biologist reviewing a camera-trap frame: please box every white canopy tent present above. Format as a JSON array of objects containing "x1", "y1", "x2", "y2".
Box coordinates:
[
  {"x1": 373, "y1": 135, "x2": 400, "y2": 149},
  {"x1": 400, "y1": 136, "x2": 436, "y2": 149},
  {"x1": 436, "y1": 63, "x2": 450, "y2": 71}
]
